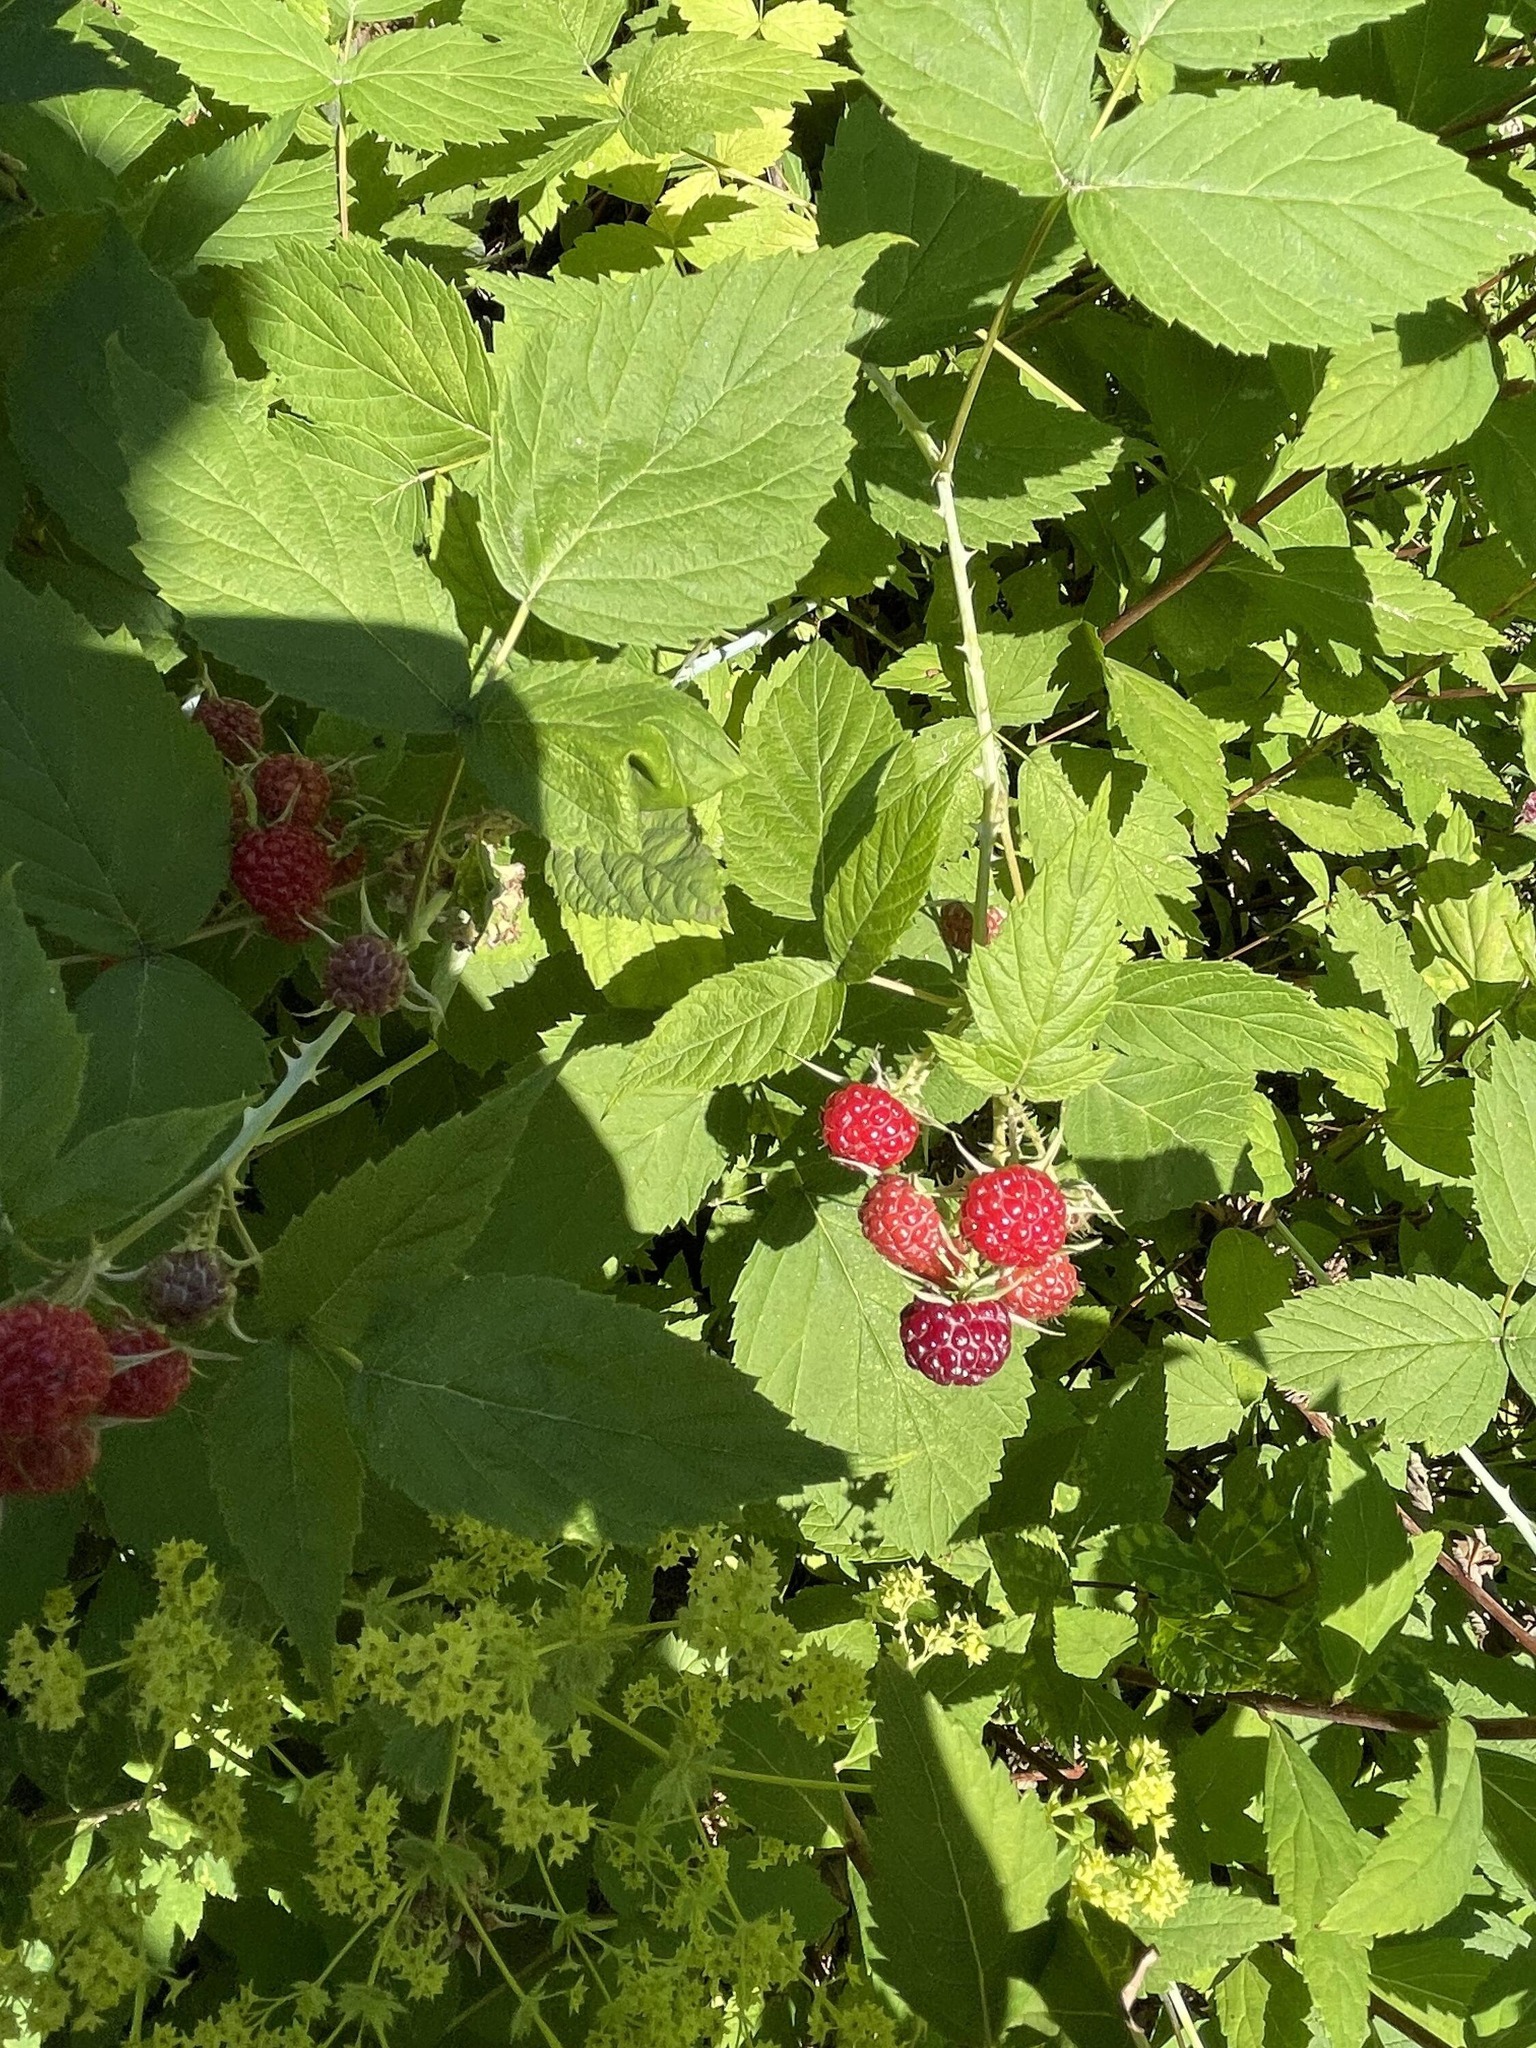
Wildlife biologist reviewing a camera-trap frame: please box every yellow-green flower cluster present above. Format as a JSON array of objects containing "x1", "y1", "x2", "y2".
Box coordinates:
[{"x1": 5, "y1": 1587, "x2": 87, "y2": 1732}]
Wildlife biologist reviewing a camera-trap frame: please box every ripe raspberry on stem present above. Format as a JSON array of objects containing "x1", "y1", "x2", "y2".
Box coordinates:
[
  {"x1": 958, "y1": 1164, "x2": 1069, "y2": 1268},
  {"x1": 0, "y1": 1300, "x2": 113, "y2": 1436},
  {"x1": 231, "y1": 823, "x2": 334, "y2": 942},
  {"x1": 937, "y1": 900, "x2": 1005, "y2": 953},
  {"x1": 0, "y1": 1424, "x2": 100, "y2": 1496},
  {"x1": 899, "y1": 1298, "x2": 1012, "y2": 1386},
  {"x1": 99, "y1": 1324, "x2": 193, "y2": 1421},
  {"x1": 254, "y1": 754, "x2": 332, "y2": 830},
  {"x1": 859, "y1": 1176, "x2": 956, "y2": 1283},
  {"x1": 999, "y1": 1254, "x2": 1080, "y2": 1324},
  {"x1": 821, "y1": 1083, "x2": 919, "y2": 1171},
  {"x1": 323, "y1": 932, "x2": 409, "y2": 1017},
  {"x1": 192, "y1": 695, "x2": 264, "y2": 764},
  {"x1": 141, "y1": 1248, "x2": 232, "y2": 1329}
]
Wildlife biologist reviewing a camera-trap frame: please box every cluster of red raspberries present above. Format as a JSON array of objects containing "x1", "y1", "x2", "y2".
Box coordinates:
[
  {"x1": 194, "y1": 695, "x2": 366, "y2": 943},
  {"x1": 821, "y1": 1083, "x2": 1084, "y2": 1388},
  {"x1": 0, "y1": 1251, "x2": 235, "y2": 1495}
]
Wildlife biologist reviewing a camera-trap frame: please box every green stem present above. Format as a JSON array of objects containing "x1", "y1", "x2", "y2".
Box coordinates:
[
  {"x1": 406, "y1": 756, "x2": 465, "y2": 947},
  {"x1": 1268, "y1": 1216, "x2": 1332, "y2": 1287},
  {"x1": 256, "y1": 1042, "x2": 438, "y2": 1153},
  {"x1": 96, "y1": 1013, "x2": 353, "y2": 1264},
  {"x1": 435, "y1": 1721, "x2": 461, "y2": 1846},
  {"x1": 454, "y1": 1892, "x2": 565, "y2": 2048}
]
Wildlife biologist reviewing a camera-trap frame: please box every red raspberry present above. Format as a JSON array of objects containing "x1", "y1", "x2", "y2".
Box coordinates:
[
  {"x1": 937, "y1": 901, "x2": 1005, "y2": 953},
  {"x1": 859, "y1": 1176, "x2": 955, "y2": 1283},
  {"x1": 98, "y1": 1324, "x2": 192, "y2": 1420},
  {"x1": 323, "y1": 933, "x2": 409, "y2": 1016},
  {"x1": 0, "y1": 1300, "x2": 113, "y2": 1435},
  {"x1": 141, "y1": 1248, "x2": 232, "y2": 1329},
  {"x1": 999, "y1": 1254, "x2": 1080, "y2": 1324},
  {"x1": 899, "y1": 1298, "x2": 1012, "y2": 1387},
  {"x1": 958, "y1": 1165, "x2": 1068, "y2": 1268},
  {"x1": 231, "y1": 824, "x2": 334, "y2": 942},
  {"x1": 0, "y1": 1424, "x2": 99, "y2": 1496},
  {"x1": 821, "y1": 1084, "x2": 919, "y2": 1171},
  {"x1": 254, "y1": 753, "x2": 332, "y2": 829},
  {"x1": 193, "y1": 696, "x2": 264, "y2": 764}
]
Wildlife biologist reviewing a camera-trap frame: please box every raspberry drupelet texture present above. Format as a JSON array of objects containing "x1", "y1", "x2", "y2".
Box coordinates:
[
  {"x1": 859, "y1": 1176, "x2": 955, "y2": 1283},
  {"x1": 958, "y1": 1164, "x2": 1069, "y2": 1268},
  {"x1": 899, "y1": 1298, "x2": 1013, "y2": 1386},
  {"x1": 0, "y1": 1301, "x2": 113, "y2": 1435},
  {"x1": 193, "y1": 695, "x2": 264, "y2": 764},
  {"x1": 98, "y1": 1324, "x2": 193, "y2": 1420},
  {"x1": 323, "y1": 932, "x2": 409, "y2": 1016},
  {"x1": 253, "y1": 753, "x2": 333, "y2": 830},
  {"x1": 231, "y1": 823, "x2": 334, "y2": 942},
  {"x1": 999, "y1": 1254, "x2": 1081, "y2": 1323},
  {"x1": 0, "y1": 1424, "x2": 100, "y2": 1496},
  {"x1": 141, "y1": 1248, "x2": 232, "y2": 1329},
  {"x1": 821, "y1": 1083, "x2": 919, "y2": 1171},
  {"x1": 937, "y1": 901, "x2": 1005, "y2": 953}
]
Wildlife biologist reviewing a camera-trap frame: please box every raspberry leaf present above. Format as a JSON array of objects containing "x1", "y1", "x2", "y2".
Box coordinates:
[
  {"x1": 15, "y1": 1101, "x2": 245, "y2": 1245},
  {"x1": 1472, "y1": 1035, "x2": 1536, "y2": 1291},
  {"x1": 72, "y1": 958, "x2": 270, "y2": 1128},
  {"x1": 1106, "y1": 0, "x2": 1421, "y2": 69},
  {"x1": 623, "y1": 956, "x2": 845, "y2": 1095},
  {"x1": 0, "y1": 874, "x2": 86, "y2": 1218},
  {"x1": 1061, "y1": 1055, "x2": 1254, "y2": 1223},
  {"x1": 339, "y1": 25, "x2": 603, "y2": 150},
  {"x1": 116, "y1": 0, "x2": 337, "y2": 116}
]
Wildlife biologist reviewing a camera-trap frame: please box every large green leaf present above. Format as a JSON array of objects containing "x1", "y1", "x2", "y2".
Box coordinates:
[
  {"x1": 1105, "y1": 660, "x2": 1227, "y2": 850},
  {"x1": 1061, "y1": 1055, "x2": 1253, "y2": 1222},
  {"x1": 733, "y1": 1194, "x2": 1029, "y2": 1558},
  {"x1": 245, "y1": 240, "x2": 495, "y2": 478},
  {"x1": 138, "y1": 112, "x2": 301, "y2": 277},
  {"x1": 72, "y1": 957, "x2": 269, "y2": 1131},
  {"x1": 1107, "y1": 0, "x2": 1421, "y2": 68},
  {"x1": 351, "y1": 1273, "x2": 842, "y2": 1541},
  {"x1": 1472, "y1": 1034, "x2": 1536, "y2": 1291},
  {"x1": 865, "y1": 1664, "x2": 1063, "y2": 2044},
  {"x1": 1265, "y1": 1724, "x2": 1366, "y2": 1933},
  {"x1": 206, "y1": 1339, "x2": 362, "y2": 1676},
  {"x1": 17, "y1": 1101, "x2": 244, "y2": 1244},
  {"x1": 0, "y1": 576, "x2": 229, "y2": 952},
  {"x1": 1468, "y1": 396, "x2": 1536, "y2": 568},
  {"x1": 847, "y1": 0, "x2": 1099, "y2": 198},
  {"x1": 117, "y1": 373, "x2": 473, "y2": 733},
  {"x1": 118, "y1": 0, "x2": 336, "y2": 113},
  {"x1": 1257, "y1": 1276, "x2": 1505, "y2": 1451},
  {"x1": 822, "y1": 753, "x2": 964, "y2": 980},
  {"x1": 0, "y1": 873, "x2": 85, "y2": 1220},
  {"x1": 478, "y1": 241, "x2": 882, "y2": 645},
  {"x1": 609, "y1": 31, "x2": 836, "y2": 156},
  {"x1": 340, "y1": 24, "x2": 602, "y2": 149},
  {"x1": 1235, "y1": 546, "x2": 1499, "y2": 659},
  {"x1": 622, "y1": 957, "x2": 845, "y2": 1095},
  {"x1": 1293, "y1": 304, "x2": 1498, "y2": 471},
  {"x1": 1071, "y1": 86, "x2": 1532, "y2": 354},
  {"x1": 1315, "y1": 1438, "x2": 1440, "y2": 1686},
  {"x1": 1322, "y1": 1722, "x2": 1481, "y2": 1937}
]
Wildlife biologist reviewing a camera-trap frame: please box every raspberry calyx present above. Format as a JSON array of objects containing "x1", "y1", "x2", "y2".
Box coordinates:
[
  {"x1": 231, "y1": 823, "x2": 334, "y2": 942},
  {"x1": 98, "y1": 1324, "x2": 193, "y2": 1421},
  {"x1": 821, "y1": 1083, "x2": 919, "y2": 1171},
  {"x1": 958, "y1": 1164, "x2": 1069, "y2": 1268},
  {"x1": 859, "y1": 1176, "x2": 955, "y2": 1283},
  {"x1": 0, "y1": 1300, "x2": 113, "y2": 1436},
  {"x1": 323, "y1": 932, "x2": 409, "y2": 1017},
  {"x1": 899, "y1": 1298, "x2": 1012, "y2": 1387}
]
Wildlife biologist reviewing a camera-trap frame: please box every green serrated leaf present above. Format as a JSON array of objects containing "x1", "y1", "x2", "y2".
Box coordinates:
[
  {"x1": 610, "y1": 31, "x2": 838, "y2": 156},
  {"x1": 18, "y1": 1101, "x2": 244, "y2": 1244},
  {"x1": 622, "y1": 956, "x2": 845, "y2": 1094},
  {"x1": 1108, "y1": 0, "x2": 1421, "y2": 69},
  {"x1": 0, "y1": 872, "x2": 86, "y2": 1220},
  {"x1": 72, "y1": 957, "x2": 269, "y2": 1131},
  {"x1": 1321, "y1": 1721, "x2": 1481, "y2": 1936},
  {"x1": 1293, "y1": 303, "x2": 1498, "y2": 471},
  {"x1": 1472, "y1": 1034, "x2": 1536, "y2": 1291},
  {"x1": 822, "y1": 751, "x2": 964, "y2": 980},
  {"x1": 118, "y1": 0, "x2": 336, "y2": 113},
  {"x1": 341, "y1": 24, "x2": 601, "y2": 149},
  {"x1": 1105, "y1": 660, "x2": 1228, "y2": 850},
  {"x1": 1061, "y1": 1055, "x2": 1253, "y2": 1222}
]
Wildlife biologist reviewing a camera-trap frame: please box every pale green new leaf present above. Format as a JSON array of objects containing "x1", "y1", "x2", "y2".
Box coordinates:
[
  {"x1": 341, "y1": 25, "x2": 600, "y2": 150},
  {"x1": 1108, "y1": 0, "x2": 1422, "y2": 70},
  {"x1": 1292, "y1": 304, "x2": 1498, "y2": 471},
  {"x1": 1367, "y1": 709, "x2": 1508, "y2": 809},
  {"x1": 1105, "y1": 660, "x2": 1227, "y2": 849},
  {"x1": 119, "y1": 0, "x2": 336, "y2": 112},
  {"x1": 139, "y1": 112, "x2": 300, "y2": 276},
  {"x1": 962, "y1": 814, "x2": 1125, "y2": 1099},
  {"x1": 1071, "y1": 86, "x2": 1533, "y2": 354},
  {"x1": 1140, "y1": 1888, "x2": 1290, "y2": 1996},
  {"x1": 866, "y1": 1664, "x2": 1063, "y2": 2042},
  {"x1": 1162, "y1": 1336, "x2": 1265, "y2": 1451},
  {"x1": 246, "y1": 241, "x2": 495, "y2": 477},
  {"x1": 1257, "y1": 1275, "x2": 1504, "y2": 1451},
  {"x1": 734, "y1": 1195, "x2": 1029, "y2": 1557},
  {"x1": 0, "y1": 874, "x2": 85, "y2": 1219},
  {"x1": 1263, "y1": 766, "x2": 1415, "y2": 856},
  {"x1": 118, "y1": 374, "x2": 472, "y2": 733},
  {"x1": 822, "y1": 754, "x2": 965, "y2": 981},
  {"x1": 207, "y1": 1339, "x2": 362, "y2": 1677},
  {"x1": 480, "y1": 245, "x2": 881, "y2": 646},
  {"x1": 623, "y1": 957, "x2": 844, "y2": 1095},
  {"x1": 1322, "y1": 1722, "x2": 1482, "y2": 1937},
  {"x1": 847, "y1": 0, "x2": 1099, "y2": 198},
  {"x1": 611, "y1": 32, "x2": 837, "y2": 156},
  {"x1": 1472, "y1": 1034, "x2": 1536, "y2": 1291},
  {"x1": 722, "y1": 644, "x2": 904, "y2": 920}
]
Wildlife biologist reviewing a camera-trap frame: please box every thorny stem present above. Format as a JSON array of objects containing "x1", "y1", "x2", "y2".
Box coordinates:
[
  {"x1": 256, "y1": 1042, "x2": 439, "y2": 1153},
  {"x1": 1459, "y1": 1445, "x2": 1536, "y2": 1564},
  {"x1": 454, "y1": 1891, "x2": 565, "y2": 2048}
]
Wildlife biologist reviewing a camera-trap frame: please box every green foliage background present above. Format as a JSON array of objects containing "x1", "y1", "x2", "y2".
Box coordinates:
[{"x1": 4, "y1": 0, "x2": 1536, "y2": 2042}]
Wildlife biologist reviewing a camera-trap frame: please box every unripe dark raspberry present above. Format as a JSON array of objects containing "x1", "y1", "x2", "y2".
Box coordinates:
[
  {"x1": 899, "y1": 1298, "x2": 1012, "y2": 1387},
  {"x1": 958, "y1": 1165, "x2": 1069, "y2": 1269},
  {"x1": 330, "y1": 844, "x2": 369, "y2": 888},
  {"x1": 999, "y1": 1254, "x2": 1081, "y2": 1324},
  {"x1": 99, "y1": 1324, "x2": 192, "y2": 1420},
  {"x1": 821, "y1": 1083, "x2": 919, "y2": 1171},
  {"x1": 859, "y1": 1176, "x2": 955, "y2": 1283},
  {"x1": 937, "y1": 900, "x2": 1005, "y2": 953},
  {"x1": 193, "y1": 696, "x2": 264, "y2": 764},
  {"x1": 141, "y1": 1248, "x2": 232, "y2": 1329},
  {"x1": 231, "y1": 824, "x2": 333, "y2": 942},
  {"x1": 323, "y1": 933, "x2": 409, "y2": 1016},
  {"x1": 1519, "y1": 789, "x2": 1536, "y2": 829},
  {"x1": 254, "y1": 753, "x2": 332, "y2": 830},
  {"x1": 0, "y1": 1424, "x2": 99, "y2": 1496},
  {"x1": 0, "y1": 1300, "x2": 113, "y2": 1436}
]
